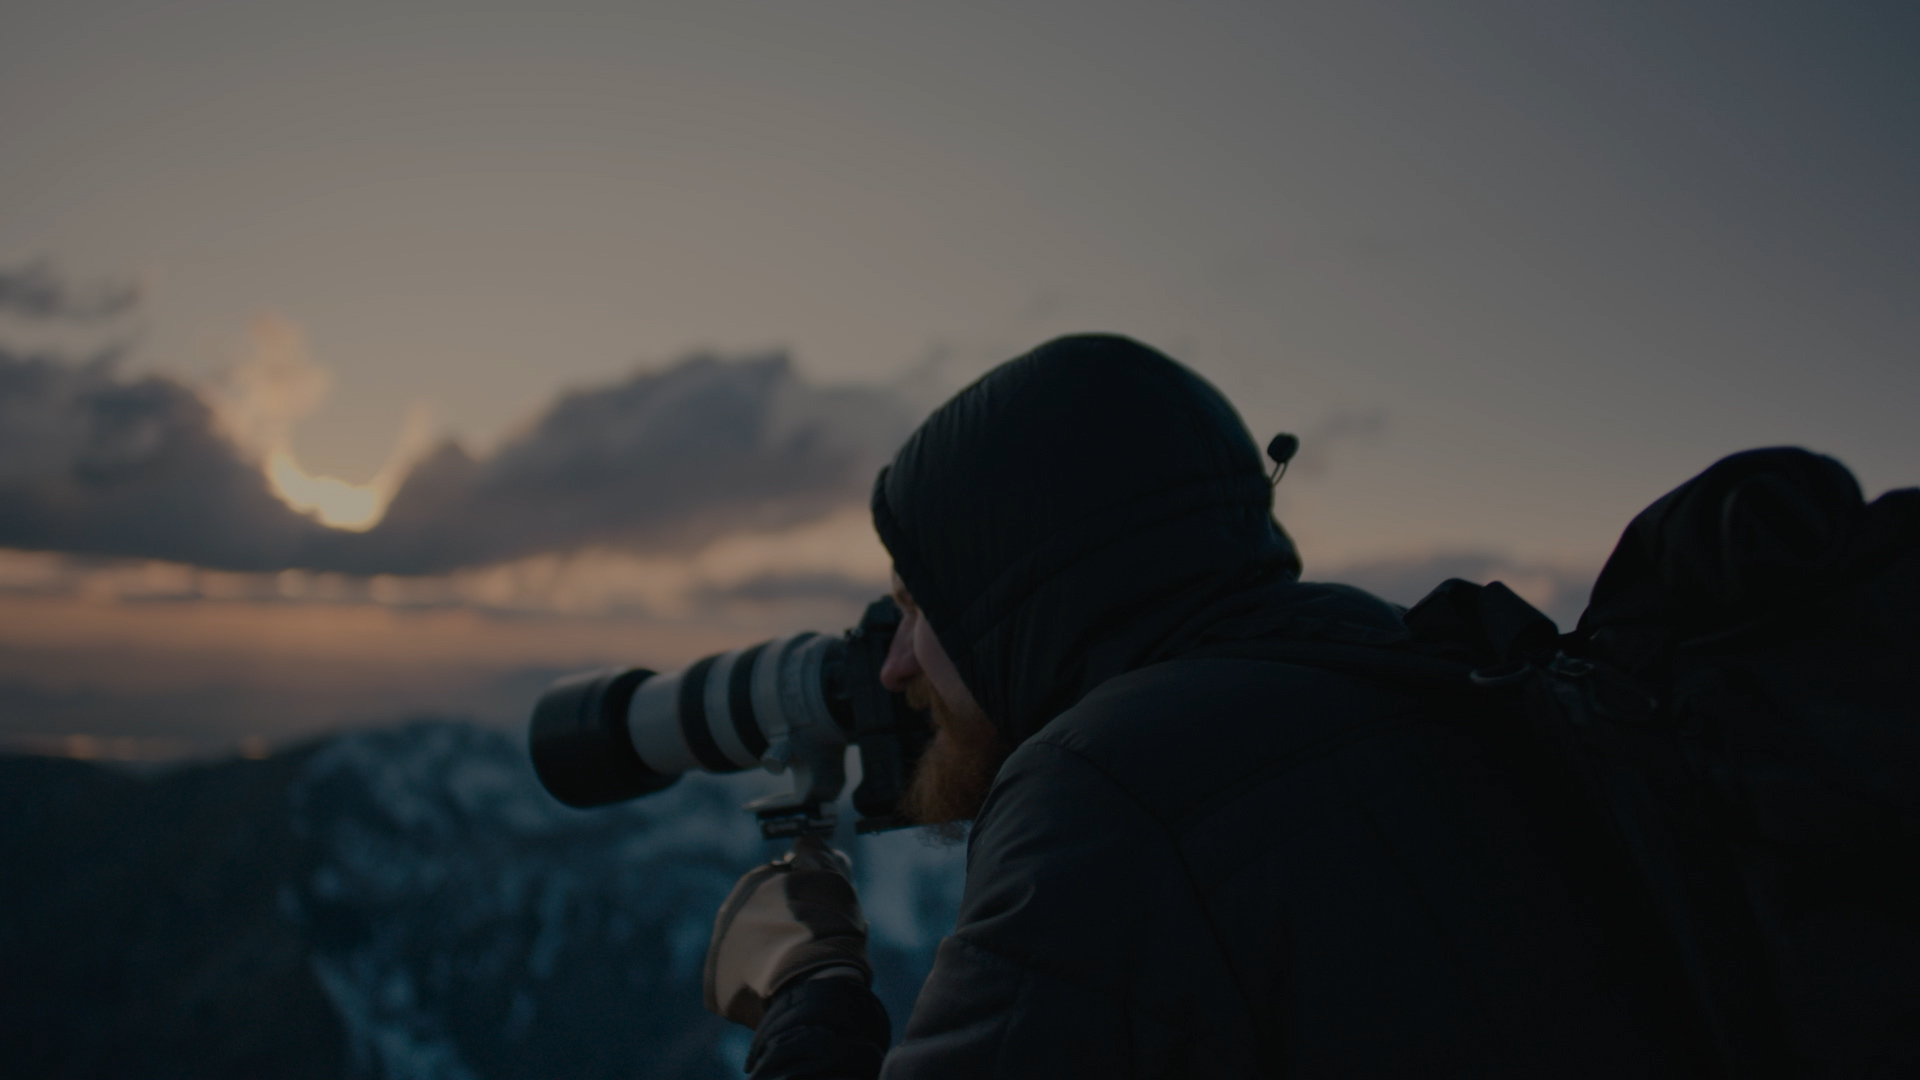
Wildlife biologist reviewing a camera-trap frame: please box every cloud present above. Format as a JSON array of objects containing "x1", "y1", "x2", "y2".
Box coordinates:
[
  {"x1": 1320, "y1": 549, "x2": 1599, "y2": 631},
  {"x1": 203, "y1": 315, "x2": 333, "y2": 461},
  {"x1": 0, "y1": 499, "x2": 894, "y2": 625},
  {"x1": 0, "y1": 260, "x2": 139, "y2": 322},
  {"x1": 205, "y1": 316, "x2": 435, "y2": 531},
  {"x1": 0, "y1": 347, "x2": 919, "y2": 575},
  {"x1": 0, "y1": 578, "x2": 761, "y2": 752},
  {"x1": 308, "y1": 352, "x2": 917, "y2": 574},
  {"x1": 1290, "y1": 407, "x2": 1389, "y2": 479},
  {"x1": 0, "y1": 349, "x2": 330, "y2": 569}
]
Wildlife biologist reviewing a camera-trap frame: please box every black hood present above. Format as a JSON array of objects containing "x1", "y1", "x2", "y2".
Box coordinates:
[{"x1": 870, "y1": 335, "x2": 1305, "y2": 745}]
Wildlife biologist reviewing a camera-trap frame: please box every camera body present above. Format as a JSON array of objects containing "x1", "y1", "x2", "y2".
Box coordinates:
[{"x1": 528, "y1": 597, "x2": 932, "y2": 838}]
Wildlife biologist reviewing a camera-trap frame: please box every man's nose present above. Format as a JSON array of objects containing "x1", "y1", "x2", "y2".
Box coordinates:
[{"x1": 878, "y1": 614, "x2": 922, "y2": 692}]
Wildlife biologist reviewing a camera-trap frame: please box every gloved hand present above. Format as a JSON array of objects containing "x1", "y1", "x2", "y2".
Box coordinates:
[{"x1": 704, "y1": 834, "x2": 872, "y2": 1028}]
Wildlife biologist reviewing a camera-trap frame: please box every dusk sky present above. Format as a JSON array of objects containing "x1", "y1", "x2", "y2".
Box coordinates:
[{"x1": 3, "y1": 0, "x2": 1915, "y2": 758}]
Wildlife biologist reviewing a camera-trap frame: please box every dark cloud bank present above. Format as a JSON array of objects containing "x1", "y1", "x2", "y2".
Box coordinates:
[
  {"x1": 0, "y1": 348, "x2": 917, "y2": 574},
  {"x1": 1, "y1": 264, "x2": 1594, "y2": 623},
  {"x1": 0, "y1": 351, "x2": 320, "y2": 570},
  {"x1": 0, "y1": 343, "x2": 1595, "y2": 626}
]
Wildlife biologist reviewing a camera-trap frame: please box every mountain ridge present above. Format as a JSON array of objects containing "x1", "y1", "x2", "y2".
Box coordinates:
[{"x1": 0, "y1": 721, "x2": 963, "y2": 1079}]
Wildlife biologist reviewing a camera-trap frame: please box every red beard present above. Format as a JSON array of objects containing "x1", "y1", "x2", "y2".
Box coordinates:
[{"x1": 897, "y1": 674, "x2": 1009, "y2": 841}]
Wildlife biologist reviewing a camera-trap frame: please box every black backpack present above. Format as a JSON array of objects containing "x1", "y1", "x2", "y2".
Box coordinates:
[{"x1": 1205, "y1": 447, "x2": 1920, "y2": 1077}]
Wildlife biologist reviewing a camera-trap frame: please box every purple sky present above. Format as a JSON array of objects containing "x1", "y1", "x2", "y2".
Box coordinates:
[{"x1": 3, "y1": 0, "x2": 1915, "y2": 756}]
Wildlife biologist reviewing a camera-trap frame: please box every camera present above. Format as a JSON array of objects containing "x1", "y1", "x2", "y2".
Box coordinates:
[{"x1": 528, "y1": 597, "x2": 933, "y2": 838}]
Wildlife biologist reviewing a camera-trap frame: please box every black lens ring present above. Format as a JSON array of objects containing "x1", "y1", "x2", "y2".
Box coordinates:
[
  {"x1": 677, "y1": 654, "x2": 739, "y2": 772},
  {"x1": 729, "y1": 642, "x2": 770, "y2": 759}
]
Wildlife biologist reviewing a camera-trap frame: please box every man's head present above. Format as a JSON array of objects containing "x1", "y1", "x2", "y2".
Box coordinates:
[{"x1": 870, "y1": 334, "x2": 1298, "y2": 822}]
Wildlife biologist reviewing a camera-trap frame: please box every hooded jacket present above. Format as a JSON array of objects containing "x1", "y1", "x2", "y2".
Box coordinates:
[
  {"x1": 747, "y1": 336, "x2": 1685, "y2": 1078},
  {"x1": 871, "y1": 334, "x2": 1302, "y2": 746}
]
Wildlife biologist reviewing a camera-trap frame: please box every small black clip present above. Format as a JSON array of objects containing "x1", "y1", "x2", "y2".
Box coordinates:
[{"x1": 1266, "y1": 433, "x2": 1300, "y2": 486}]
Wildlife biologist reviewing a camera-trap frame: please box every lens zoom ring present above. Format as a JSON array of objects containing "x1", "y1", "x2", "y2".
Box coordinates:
[
  {"x1": 676, "y1": 655, "x2": 738, "y2": 773},
  {"x1": 729, "y1": 642, "x2": 770, "y2": 759}
]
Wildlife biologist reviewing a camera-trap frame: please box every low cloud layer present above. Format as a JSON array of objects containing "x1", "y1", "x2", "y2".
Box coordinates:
[
  {"x1": 0, "y1": 347, "x2": 918, "y2": 575},
  {"x1": 1324, "y1": 550, "x2": 1599, "y2": 631}
]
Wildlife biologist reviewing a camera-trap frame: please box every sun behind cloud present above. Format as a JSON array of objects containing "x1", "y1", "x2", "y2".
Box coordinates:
[
  {"x1": 263, "y1": 404, "x2": 434, "y2": 532},
  {"x1": 213, "y1": 314, "x2": 435, "y2": 533},
  {"x1": 266, "y1": 452, "x2": 385, "y2": 530}
]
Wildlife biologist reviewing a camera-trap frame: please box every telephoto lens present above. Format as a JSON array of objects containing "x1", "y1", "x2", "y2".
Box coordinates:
[{"x1": 528, "y1": 598, "x2": 931, "y2": 836}]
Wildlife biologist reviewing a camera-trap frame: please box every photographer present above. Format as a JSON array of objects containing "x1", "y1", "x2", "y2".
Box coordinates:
[{"x1": 705, "y1": 335, "x2": 1684, "y2": 1077}]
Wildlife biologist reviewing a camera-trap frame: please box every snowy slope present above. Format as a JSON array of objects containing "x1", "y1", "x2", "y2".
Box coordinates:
[{"x1": 1, "y1": 721, "x2": 965, "y2": 1079}]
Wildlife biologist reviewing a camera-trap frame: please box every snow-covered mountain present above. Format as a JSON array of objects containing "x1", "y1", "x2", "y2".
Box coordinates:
[{"x1": 0, "y1": 721, "x2": 965, "y2": 1079}]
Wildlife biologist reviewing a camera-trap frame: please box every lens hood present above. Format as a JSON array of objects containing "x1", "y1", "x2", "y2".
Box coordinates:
[{"x1": 529, "y1": 667, "x2": 681, "y2": 807}]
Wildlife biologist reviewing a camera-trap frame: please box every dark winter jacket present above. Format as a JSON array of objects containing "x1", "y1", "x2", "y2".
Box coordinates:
[{"x1": 747, "y1": 336, "x2": 1684, "y2": 1077}]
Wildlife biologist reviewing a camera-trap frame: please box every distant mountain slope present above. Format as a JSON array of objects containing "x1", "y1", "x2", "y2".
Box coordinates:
[
  {"x1": 0, "y1": 722, "x2": 964, "y2": 1079},
  {"x1": 0, "y1": 743, "x2": 344, "y2": 1078}
]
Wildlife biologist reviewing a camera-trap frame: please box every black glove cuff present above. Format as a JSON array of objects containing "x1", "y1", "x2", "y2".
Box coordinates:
[
  {"x1": 745, "y1": 975, "x2": 891, "y2": 1077},
  {"x1": 769, "y1": 942, "x2": 874, "y2": 998}
]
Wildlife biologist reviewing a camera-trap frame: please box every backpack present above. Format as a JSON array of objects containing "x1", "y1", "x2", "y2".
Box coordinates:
[{"x1": 1200, "y1": 447, "x2": 1920, "y2": 1077}]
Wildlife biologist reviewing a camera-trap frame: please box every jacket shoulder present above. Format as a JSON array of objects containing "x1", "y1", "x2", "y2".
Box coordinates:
[{"x1": 1019, "y1": 656, "x2": 1423, "y2": 827}]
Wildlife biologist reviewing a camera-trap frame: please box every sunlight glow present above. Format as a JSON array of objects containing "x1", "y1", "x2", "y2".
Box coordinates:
[
  {"x1": 212, "y1": 314, "x2": 437, "y2": 534},
  {"x1": 267, "y1": 452, "x2": 386, "y2": 530}
]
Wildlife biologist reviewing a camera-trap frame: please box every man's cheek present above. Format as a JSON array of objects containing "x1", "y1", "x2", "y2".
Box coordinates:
[
  {"x1": 913, "y1": 618, "x2": 947, "y2": 678},
  {"x1": 882, "y1": 618, "x2": 920, "y2": 684}
]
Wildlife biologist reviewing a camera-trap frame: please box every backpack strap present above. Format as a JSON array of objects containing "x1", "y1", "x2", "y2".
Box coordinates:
[
  {"x1": 1176, "y1": 578, "x2": 1561, "y2": 696},
  {"x1": 1177, "y1": 636, "x2": 1477, "y2": 694}
]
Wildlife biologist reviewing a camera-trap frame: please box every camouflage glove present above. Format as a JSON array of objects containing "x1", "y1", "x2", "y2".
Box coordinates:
[{"x1": 703, "y1": 834, "x2": 872, "y2": 1029}]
